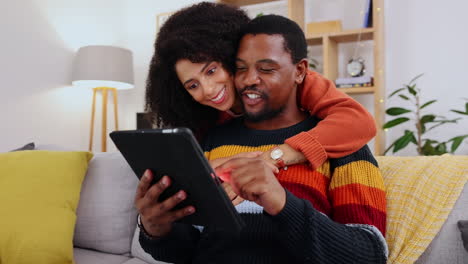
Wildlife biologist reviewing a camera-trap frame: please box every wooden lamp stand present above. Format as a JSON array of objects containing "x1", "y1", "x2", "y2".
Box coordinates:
[{"x1": 89, "y1": 87, "x2": 118, "y2": 152}]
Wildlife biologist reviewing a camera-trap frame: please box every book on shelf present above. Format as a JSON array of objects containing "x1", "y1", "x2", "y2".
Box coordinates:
[
  {"x1": 363, "y1": 0, "x2": 373, "y2": 28},
  {"x1": 336, "y1": 83, "x2": 373, "y2": 88},
  {"x1": 335, "y1": 76, "x2": 373, "y2": 85}
]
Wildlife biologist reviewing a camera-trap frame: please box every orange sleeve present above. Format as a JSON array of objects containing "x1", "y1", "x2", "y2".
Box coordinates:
[{"x1": 284, "y1": 70, "x2": 376, "y2": 169}]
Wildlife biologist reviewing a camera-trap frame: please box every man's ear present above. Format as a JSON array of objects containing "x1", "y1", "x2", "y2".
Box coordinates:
[{"x1": 295, "y1": 58, "x2": 308, "y2": 84}]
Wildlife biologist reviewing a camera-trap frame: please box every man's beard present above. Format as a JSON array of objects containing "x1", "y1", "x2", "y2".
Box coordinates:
[
  {"x1": 243, "y1": 105, "x2": 285, "y2": 123},
  {"x1": 238, "y1": 85, "x2": 286, "y2": 123}
]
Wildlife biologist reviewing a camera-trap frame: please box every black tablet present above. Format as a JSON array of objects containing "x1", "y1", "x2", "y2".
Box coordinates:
[{"x1": 110, "y1": 128, "x2": 244, "y2": 232}]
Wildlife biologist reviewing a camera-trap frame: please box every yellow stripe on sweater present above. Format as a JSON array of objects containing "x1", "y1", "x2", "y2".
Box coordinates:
[
  {"x1": 316, "y1": 161, "x2": 330, "y2": 178},
  {"x1": 330, "y1": 160, "x2": 385, "y2": 190},
  {"x1": 205, "y1": 145, "x2": 277, "y2": 160}
]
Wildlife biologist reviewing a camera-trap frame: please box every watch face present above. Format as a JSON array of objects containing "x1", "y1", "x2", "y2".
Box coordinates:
[
  {"x1": 270, "y1": 148, "x2": 284, "y2": 160},
  {"x1": 347, "y1": 59, "x2": 365, "y2": 77}
]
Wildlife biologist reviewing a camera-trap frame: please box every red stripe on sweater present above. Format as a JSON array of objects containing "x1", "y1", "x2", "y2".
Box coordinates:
[
  {"x1": 281, "y1": 181, "x2": 332, "y2": 216},
  {"x1": 276, "y1": 165, "x2": 329, "y2": 199},
  {"x1": 333, "y1": 204, "x2": 387, "y2": 236}
]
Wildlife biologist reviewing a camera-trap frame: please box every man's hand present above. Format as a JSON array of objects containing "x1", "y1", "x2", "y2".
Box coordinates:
[
  {"x1": 209, "y1": 151, "x2": 263, "y2": 170},
  {"x1": 222, "y1": 182, "x2": 245, "y2": 206},
  {"x1": 215, "y1": 158, "x2": 286, "y2": 215},
  {"x1": 212, "y1": 152, "x2": 279, "y2": 183},
  {"x1": 134, "y1": 170, "x2": 195, "y2": 238}
]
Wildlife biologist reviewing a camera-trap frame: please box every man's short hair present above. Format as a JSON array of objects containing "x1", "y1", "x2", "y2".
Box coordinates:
[{"x1": 240, "y1": 15, "x2": 307, "y2": 64}]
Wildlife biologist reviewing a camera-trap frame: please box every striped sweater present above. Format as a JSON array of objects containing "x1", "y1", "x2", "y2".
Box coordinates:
[{"x1": 140, "y1": 117, "x2": 387, "y2": 264}]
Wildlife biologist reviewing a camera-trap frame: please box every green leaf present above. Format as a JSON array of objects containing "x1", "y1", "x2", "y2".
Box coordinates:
[
  {"x1": 425, "y1": 119, "x2": 459, "y2": 133},
  {"x1": 432, "y1": 118, "x2": 460, "y2": 124},
  {"x1": 450, "y1": 102, "x2": 468, "y2": 115},
  {"x1": 449, "y1": 135, "x2": 468, "y2": 153},
  {"x1": 389, "y1": 88, "x2": 406, "y2": 98},
  {"x1": 407, "y1": 84, "x2": 417, "y2": 96},
  {"x1": 383, "y1": 117, "x2": 410, "y2": 129},
  {"x1": 451, "y1": 110, "x2": 468, "y2": 115},
  {"x1": 383, "y1": 141, "x2": 397, "y2": 155},
  {"x1": 386, "y1": 107, "x2": 412, "y2": 116},
  {"x1": 421, "y1": 140, "x2": 437, "y2": 155},
  {"x1": 420, "y1": 100, "x2": 437, "y2": 109},
  {"x1": 435, "y1": 143, "x2": 448, "y2": 154},
  {"x1": 420, "y1": 115, "x2": 436, "y2": 124},
  {"x1": 393, "y1": 131, "x2": 416, "y2": 153},
  {"x1": 399, "y1": 95, "x2": 410, "y2": 100},
  {"x1": 409, "y1": 73, "x2": 424, "y2": 85}
]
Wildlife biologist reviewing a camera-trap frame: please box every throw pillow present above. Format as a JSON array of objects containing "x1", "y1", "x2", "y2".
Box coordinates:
[
  {"x1": 73, "y1": 152, "x2": 140, "y2": 254},
  {"x1": 0, "y1": 150, "x2": 92, "y2": 264},
  {"x1": 458, "y1": 220, "x2": 468, "y2": 252}
]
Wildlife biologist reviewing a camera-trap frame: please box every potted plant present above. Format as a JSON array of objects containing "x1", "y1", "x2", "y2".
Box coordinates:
[{"x1": 383, "y1": 74, "x2": 468, "y2": 155}]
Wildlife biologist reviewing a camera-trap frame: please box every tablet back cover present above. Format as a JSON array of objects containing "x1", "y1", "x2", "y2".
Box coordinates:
[{"x1": 110, "y1": 128, "x2": 244, "y2": 232}]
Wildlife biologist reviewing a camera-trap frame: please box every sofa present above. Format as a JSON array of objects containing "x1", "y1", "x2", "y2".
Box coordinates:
[
  {"x1": 74, "y1": 152, "x2": 468, "y2": 264},
  {"x1": 1, "y1": 148, "x2": 467, "y2": 264}
]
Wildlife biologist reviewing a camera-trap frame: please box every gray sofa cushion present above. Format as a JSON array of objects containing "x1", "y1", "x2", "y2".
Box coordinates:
[
  {"x1": 73, "y1": 152, "x2": 139, "y2": 254},
  {"x1": 74, "y1": 247, "x2": 131, "y2": 264},
  {"x1": 123, "y1": 258, "x2": 153, "y2": 264},
  {"x1": 131, "y1": 226, "x2": 171, "y2": 264}
]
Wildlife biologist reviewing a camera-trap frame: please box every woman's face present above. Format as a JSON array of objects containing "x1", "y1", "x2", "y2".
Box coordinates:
[{"x1": 175, "y1": 59, "x2": 237, "y2": 112}]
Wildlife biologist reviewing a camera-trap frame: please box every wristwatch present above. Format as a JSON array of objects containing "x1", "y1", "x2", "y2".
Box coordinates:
[{"x1": 270, "y1": 147, "x2": 286, "y2": 168}]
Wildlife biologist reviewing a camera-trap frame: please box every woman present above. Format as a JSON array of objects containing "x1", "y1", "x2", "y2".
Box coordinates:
[{"x1": 145, "y1": 2, "x2": 376, "y2": 170}]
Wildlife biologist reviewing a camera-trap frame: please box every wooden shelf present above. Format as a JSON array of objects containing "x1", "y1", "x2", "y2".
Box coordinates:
[
  {"x1": 307, "y1": 28, "x2": 375, "y2": 46},
  {"x1": 218, "y1": 0, "x2": 280, "y2": 6},
  {"x1": 217, "y1": 0, "x2": 386, "y2": 155},
  {"x1": 338, "y1": 87, "x2": 375, "y2": 95},
  {"x1": 218, "y1": 0, "x2": 305, "y2": 30}
]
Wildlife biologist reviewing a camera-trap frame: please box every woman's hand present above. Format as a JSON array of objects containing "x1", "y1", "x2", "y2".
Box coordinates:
[
  {"x1": 260, "y1": 144, "x2": 307, "y2": 168},
  {"x1": 134, "y1": 170, "x2": 195, "y2": 238}
]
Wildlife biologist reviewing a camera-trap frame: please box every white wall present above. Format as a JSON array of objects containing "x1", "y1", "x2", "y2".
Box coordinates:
[
  {"x1": 1, "y1": 0, "x2": 467, "y2": 155},
  {"x1": 0, "y1": 0, "x2": 201, "y2": 152},
  {"x1": 385, "y1": 0, "x2": 468, "y2": 155},
  {"x1": 0, "y1": 0, "x2": 127, "y2": 152}
]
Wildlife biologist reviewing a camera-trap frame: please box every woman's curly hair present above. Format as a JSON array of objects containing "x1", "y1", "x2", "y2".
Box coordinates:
[{"x1": 145, "y1": 2, "x2": 250, "y2": 134}]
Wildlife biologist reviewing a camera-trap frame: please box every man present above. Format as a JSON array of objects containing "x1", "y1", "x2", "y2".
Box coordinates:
[{"x1": 136, "y1": 15, "x2": 387, "y2": 263}]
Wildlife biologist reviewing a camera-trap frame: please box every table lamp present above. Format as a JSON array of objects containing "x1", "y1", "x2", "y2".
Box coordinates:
[{"x1": 72, "y1": 45, "x2": 134, "y2": 152}]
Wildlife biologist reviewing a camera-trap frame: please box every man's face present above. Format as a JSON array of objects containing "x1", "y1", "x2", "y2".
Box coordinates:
[{"x1": 235, "y1": 34, "x2": 300, "y2": 123}]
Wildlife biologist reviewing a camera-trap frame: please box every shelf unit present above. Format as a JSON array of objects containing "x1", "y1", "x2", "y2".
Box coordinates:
[{"x1": 218, "y1": 0, "x2": 386, "y2": 155}]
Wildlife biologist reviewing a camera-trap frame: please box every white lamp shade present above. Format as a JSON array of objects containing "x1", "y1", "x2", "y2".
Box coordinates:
[{"x1": 72, "y1": 45, "x2": 134, "y2": 90}]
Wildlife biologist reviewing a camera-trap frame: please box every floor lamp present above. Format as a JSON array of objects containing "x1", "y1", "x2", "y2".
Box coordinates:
[{"x1": 72, "y1": 45, "x2": 134, "y2": 152}]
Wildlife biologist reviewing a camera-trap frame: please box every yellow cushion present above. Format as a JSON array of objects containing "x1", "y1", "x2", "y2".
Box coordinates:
[{"x1": 0, "y1": 150, "x2": 93, "y2": 264}]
